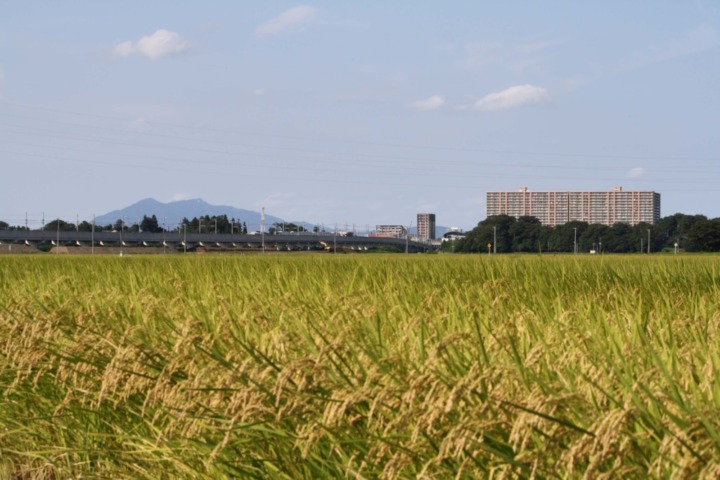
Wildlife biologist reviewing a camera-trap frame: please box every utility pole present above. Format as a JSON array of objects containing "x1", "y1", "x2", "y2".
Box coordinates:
[
  {"x1": 406, "y1": 220, "x2": 413, "y2": 254},
  {"x1": 261, "y1": 207, "x2": 266, "y2": 253},
  {"x1": 92, "y1": 214, "x2": 95, "y2": 255},
  {"x1": 493, "y1": 226, "x2": 497, "y2": 254},
  {"x1": 647, "y1": 229, "x2": 651, "y2": 254},
  {"x1": 573, "y1": 227, "x2": 577, "y2": 254},
  {"x1": 120, "y1": 216, "x2": 125, "y2": 256}
]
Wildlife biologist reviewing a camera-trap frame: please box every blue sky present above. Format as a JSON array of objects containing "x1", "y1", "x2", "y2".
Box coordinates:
[{"x1": 1, "y1": 1, "x2": 719, "y2": 230}]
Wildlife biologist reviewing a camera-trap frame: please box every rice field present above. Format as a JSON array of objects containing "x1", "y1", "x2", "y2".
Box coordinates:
[{"x1": 0, "y1": 253, "x2": 719, "y2": 479}]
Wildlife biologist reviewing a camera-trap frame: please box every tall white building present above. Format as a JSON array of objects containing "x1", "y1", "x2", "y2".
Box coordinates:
[
  {"x1": 417, "y1": 213, "x2": 436, "y2": 240},
  {"x1": 486, "y1": 187, "x2": 661, "y2": 226}
]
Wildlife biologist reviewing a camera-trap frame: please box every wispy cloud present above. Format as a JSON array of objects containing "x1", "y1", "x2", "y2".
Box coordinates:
[
  {"x1": 254, "y1": 6, "x2": 318, "y2": 37},
  {"x1": 578, "y1": 26, "x2": 720, "y2": 88},
  {"x1": 407, "y1": 95, "x2": 445, "y2": 111},
  {"x1": 114, "y1": 29, "x2": 190, "y2": 59},
  {"x1": 462, "y1": 40, "x2": 559, "y2": 73},
  {"x1": 257, "y1": 193, "x2": 293, "y2": 209},
  {"x1": 130, "y1": 117, "x2": 150, "y2": 132},
  {"x1": 474, "y1": 84, "x2": 550, "y2": 111},
  {"x1": 644, "y1": 25, "x2": 720, "y2": 64},
  {"x1": 626, "y1": 167, "x2": 646, "y2": 178}
]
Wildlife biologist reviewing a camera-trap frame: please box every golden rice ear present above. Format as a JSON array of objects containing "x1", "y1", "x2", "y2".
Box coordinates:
[{"x1": 0, "y1": 255, "x2": 716, "y2": 478}]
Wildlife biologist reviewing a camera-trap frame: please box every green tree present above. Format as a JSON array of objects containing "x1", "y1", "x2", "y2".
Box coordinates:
[
  {"x1": 187, "y1": 217, "x2": 201, "y2": 233},
  {"x1": 140, "y1": 215, "x2": 162, "y2": 233},
  {"x1": 601, "y1": 223, "x2": 634, "y2": 253},
  {"x1": 77, "y1": 221, "x2": 95, "y2": 232},
  {"x1": 43, "y1": 219, "x2": 76, "y2": 232},
  {"x1": 548, "y1": 221, "x2": 588, "y2": 253},
  {"x1": 271, "y1": 222, "x2": 306, "y2": 233},
  {"x1": 509, "y1": 216, "x2": 545, "y2": 252},
  {"x1": 578, "y1": 224, "x2": 610, "y2": 253},
  {"x1": 687, "y1": 219, "x2": 720, "y2": 252},
  {"x1": 113, "y1": 219, "x2": 125, "y2": 231},
  {"x1": 209, "y1": 215, "x2": 230, "y2": 234},
  {"x1": 457, "y1": 215, "x2": 516, "y2": 253},
  {"x1": 629, "y1": 222, "x2": 655, "y2": 253},
  {"x1": 654, "y1": 213, "x2": 707, "y2": 251}
]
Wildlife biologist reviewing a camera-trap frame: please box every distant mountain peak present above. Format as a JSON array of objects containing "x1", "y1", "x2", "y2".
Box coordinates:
[
  {"x1": 131, "y1": 197, "x2": 164, "y2": 205},
  {"x1": 94, "y1": 198, "x2": 286, "y2": 229}
]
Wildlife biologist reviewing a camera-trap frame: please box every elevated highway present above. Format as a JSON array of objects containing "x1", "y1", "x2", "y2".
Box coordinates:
[{"x1": 0, "y1": 230, "x2": 436, "y2": 253}]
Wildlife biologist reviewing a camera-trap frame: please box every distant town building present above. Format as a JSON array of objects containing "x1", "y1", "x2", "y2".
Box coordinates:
[
  {"x1": 374, "y1": 225, "x2": 407, "y2": 238},
  {"x1": 442, "y1": 228, "x2": 465, "y2": 242},
  {"x1": 486, "y1": 187, "x2": 661, "y2": 226},
  {"x1": 416, "y1": 213, "x2": 436, "y2": 240}
]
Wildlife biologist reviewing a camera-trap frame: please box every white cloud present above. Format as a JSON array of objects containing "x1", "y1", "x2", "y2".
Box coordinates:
[
  {"x1": 627, "y1": 167, "x2": 646, "y2": 178},
  {"x1": 172, "y1": 193, "x2": 191, "y2": 201},
  {"x1": 254, "y1": 6, "x2": 318, "y2": 37},
  {"x1": 474, "y1": 84, "x2": 550, "y2": 112},
  {"x1": 252, "y1": 88, "x2": 267, "y2": 97},
  {"x1": 114, "y1": 29, "x2": 190, "y2": 59},
  {"x1": 407, "y1": 95, "x2": 445, "y2": 111}
]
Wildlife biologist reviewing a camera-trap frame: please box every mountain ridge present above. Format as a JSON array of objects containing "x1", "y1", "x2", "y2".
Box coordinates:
[{"x1": 95, "y1": 198, "x2": 287, "y2": 231}]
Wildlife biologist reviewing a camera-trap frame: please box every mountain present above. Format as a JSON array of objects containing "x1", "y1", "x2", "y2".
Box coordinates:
[{"x1": 94, "y1": 198, "x2": 286, "y2": 231}]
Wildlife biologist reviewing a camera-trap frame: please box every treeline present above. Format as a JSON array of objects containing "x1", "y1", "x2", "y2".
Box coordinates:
[
  {"x1": 452, "y1": 213, "x2": 720, "y2": 253},
  {"x1": 0, "y1": 215, "x2": 249, "y2": 235},
  {"x1": 0, "y1": 214, "x2": 318, "y2": 236}
]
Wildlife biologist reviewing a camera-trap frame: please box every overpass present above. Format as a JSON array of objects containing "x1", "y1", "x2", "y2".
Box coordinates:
[{"x1": 0, "y1": 230, "x2": 437, "y2": 253}]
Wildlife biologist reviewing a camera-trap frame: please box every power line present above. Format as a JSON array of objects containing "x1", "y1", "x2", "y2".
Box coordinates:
[{"x1": 3, "y1": 99, "x2": 719, "y2": 166}]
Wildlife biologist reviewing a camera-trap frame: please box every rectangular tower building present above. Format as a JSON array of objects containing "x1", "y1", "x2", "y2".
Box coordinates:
[
  {"x1": 486, "y1": 187, "x2": 660, "y2": 226},
  {"x1": 416, "y1": 213, "x2": 436, "y2": 240}
]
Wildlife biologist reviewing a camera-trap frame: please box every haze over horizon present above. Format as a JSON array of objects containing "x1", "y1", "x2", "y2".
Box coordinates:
[{"x1": 2, "y1": 2, "x2": 719, "y2": 230}]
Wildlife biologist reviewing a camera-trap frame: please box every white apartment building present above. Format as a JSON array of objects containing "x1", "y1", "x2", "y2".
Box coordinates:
[
  {"x1": 486, "y1": 187, "x2": 661, "y2": 226},
  {"x1": 416, "y1": 213, "x2": 436, "y2": 240},
  {"x1": 374, "y1": 225, "x2": 408, "y2": 238}
]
